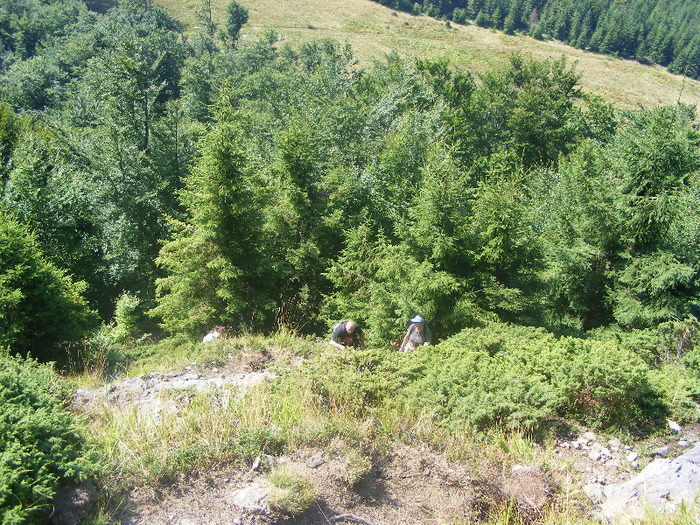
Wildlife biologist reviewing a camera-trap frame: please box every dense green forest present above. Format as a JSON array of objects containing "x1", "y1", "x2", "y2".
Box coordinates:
[
  {"x1": 372, "y1": 0, "x2": 700, "y2": 79},
  {"x1": 2, "y1": 2, "x2": 700, "y2": 522},
  {"x1": 1, "y1": 0, "x2": 700, "y2": 360}
]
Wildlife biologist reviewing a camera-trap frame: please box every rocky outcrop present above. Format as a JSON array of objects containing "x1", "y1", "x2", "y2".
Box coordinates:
[
  {"x1": 73, "y1": 370, "x2": 276, "y2": 421},
  {"x1": 601, "y1": 442, "x2": 700, "y2": 522}
]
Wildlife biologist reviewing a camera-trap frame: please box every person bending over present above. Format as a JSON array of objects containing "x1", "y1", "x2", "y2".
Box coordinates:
[{"x1": 330, "y1": 320, "x2": 365, "y2": 350}]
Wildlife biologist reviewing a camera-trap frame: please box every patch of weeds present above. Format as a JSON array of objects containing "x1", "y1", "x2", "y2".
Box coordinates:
[
  {"x1": 233, "y1": 426, "x2": 285, "y2": 465},
  {"x1": 268, "y1": 466, "x2": 316, "y2": 516},
  {"x1": 267, "y1": 331, "x2": 316, "y2": 358},
  {"x1": 342, "y1": 447, "x2": 373, "y2": 488},
  {"x1": 150, "y1": 446, "x2": 204, "y2": 484}
]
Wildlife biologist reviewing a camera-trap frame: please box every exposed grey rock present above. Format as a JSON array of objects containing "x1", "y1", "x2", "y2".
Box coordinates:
[
  {"x1": 589, "y1": 444, "x2": 612, "y2": 462},
  {"x1": 589, "y1": 474, "x2": 607, "y2": 485},
  {"x1": 667, "y1": 419, "x2": 682, "y2": 434},
  {"x1": 581, "y1": 432, "x2": 597, "y2": 444},
  {"x1": 650, "y1": 446, "x2": 669, "y2": 457},
  {"x1": 74, "y1": 371, "x2": 276, "y2": 422},
  {"x1": 626, "y1": 452, "x2": 638, "y2": 463},
  {"x1": 584, "y1": 483, "x2": 606, "y2": 504},
  {"x1": 306, "y1": 455, "x2": 326, "y2": 468},
  {"x1": 608, "y1": 438, "x2": 622, "y2": 452},
  {"x1": 229, "y1": 484, "x2": 270, "y2": 514},
  {"x1": 601, "y1": 443, "x2": 700, "y2": 522}
]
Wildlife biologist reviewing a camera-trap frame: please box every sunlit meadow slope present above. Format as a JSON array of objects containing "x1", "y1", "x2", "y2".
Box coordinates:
[{"x1": 158, "y1": 0, "x2": 700, "y2": 110}]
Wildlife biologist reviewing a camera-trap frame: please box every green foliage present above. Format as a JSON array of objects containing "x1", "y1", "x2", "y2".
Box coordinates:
[
  {"x1": 3, "y1": 0, "x2": 700, "y2": 373},
  {"x1": 0, "y1": 213, "x2": 97, "y2": 361},
  {"x1": 0, "y1": 103, "x2": 20, "y2": 185},
  {"x1": 556, "y1": 338, "x2": 665, "y2": 429},
  {"x1": 151, "y1": 118, "x2": 269, "y2": 336},
  {"x1": 535, "y1": 105, "x2": 700, "y2": 331},
  {"x1": 221, "y1": 0, "x2": 249, "y2": 48},
  {"x1": 465, "y1": 54, "x2": 584, "y2": 168},
  {"x1": 110, "y1": 293, "x2": 142, "y2": 344},
  {"x1": 648, "y1": 364, "x2": 700, "y2": 424},
  {"x1": 466, "y1": 159, "x2": 542, "y2": 321},
  {"x1": 0, "y1": 3, "x2": 192, "y2": 320},
  {"x1": 388, "y1": 322, "x2": 666, "y2": 432},
  {"x1": 0, "y1": 353, "x2": 98, "y2": 524},
  {"x1": 534, "y1": 144, "x2": 621, "y2": 330}
]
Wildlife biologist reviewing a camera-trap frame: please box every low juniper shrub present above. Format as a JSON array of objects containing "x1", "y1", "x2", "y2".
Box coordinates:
[{"x1": 0, "y1": 353, "x2": 99, "y2": 525}]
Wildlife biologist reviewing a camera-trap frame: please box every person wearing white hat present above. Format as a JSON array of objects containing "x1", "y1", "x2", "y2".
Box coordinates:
[{"x1": 399, "y1": 315, "x2": 431, "y2": 354}]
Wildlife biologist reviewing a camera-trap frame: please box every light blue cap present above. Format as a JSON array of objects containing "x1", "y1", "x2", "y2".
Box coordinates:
[{"x1": 410, "y1": 315, "x2": 425, "y2": 323}]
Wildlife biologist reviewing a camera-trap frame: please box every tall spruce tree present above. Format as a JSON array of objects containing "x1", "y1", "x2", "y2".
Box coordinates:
[{"x1": 151, "y1": 117, "x2": 267, "y2": 336}]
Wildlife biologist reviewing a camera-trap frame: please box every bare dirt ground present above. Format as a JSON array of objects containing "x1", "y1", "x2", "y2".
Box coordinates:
[{"x1": 78, "y1": 347, "x2": 698, "y2": 525}]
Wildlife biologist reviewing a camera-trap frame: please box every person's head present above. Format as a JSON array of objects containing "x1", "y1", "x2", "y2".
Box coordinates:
[
  {"x1": 346, "y1": 321, "x2": 358, "y2": 333},
  {"x1": 410, "y1": 315, "x2": 424, "y2": 325}
]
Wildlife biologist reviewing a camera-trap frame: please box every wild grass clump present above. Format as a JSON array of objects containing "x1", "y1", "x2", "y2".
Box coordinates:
[
  {"x1": 301, "y1": 348, "x2": 395, "y2": 419},
  {"x1": 267, "y1": 465, "x2": 316, "y2": 516},
  {"x1": 92, "y1": 387, "x2": 286, "y2": 490},
  {"x1": 0, "y1": 353, "x2": 99, "y2": 525}
]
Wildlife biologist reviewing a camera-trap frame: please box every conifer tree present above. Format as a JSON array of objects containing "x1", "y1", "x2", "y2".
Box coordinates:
[
  {"x1": 151, "y1": 117, "x2": 267, "y2": 335},
  {"x1": 0, "y1": 213, "x2": 97, "y2": 360}
]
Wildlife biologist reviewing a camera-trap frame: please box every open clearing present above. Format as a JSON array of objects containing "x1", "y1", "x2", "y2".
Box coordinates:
[{"x1": 159, "y1": 0, "x2": 700, "y2": 110}]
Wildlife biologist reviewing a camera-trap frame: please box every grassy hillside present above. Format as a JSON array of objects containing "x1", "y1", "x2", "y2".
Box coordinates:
[
  {"x1": 158, "y1": 0, "x2": 700, "y2": 110},
  {"x1": 76, "y1": 325, "x2": 700, "y2": 524}
]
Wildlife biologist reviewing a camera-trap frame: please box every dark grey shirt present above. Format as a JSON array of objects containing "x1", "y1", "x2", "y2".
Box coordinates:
[{"x1": 407, "y1": 324, "x2": 431, "y2": 345}]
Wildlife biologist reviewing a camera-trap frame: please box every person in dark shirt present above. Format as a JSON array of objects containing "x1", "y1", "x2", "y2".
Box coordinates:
[{"x1": 330, "y1": 320, "x2": 365, "y2": 350}]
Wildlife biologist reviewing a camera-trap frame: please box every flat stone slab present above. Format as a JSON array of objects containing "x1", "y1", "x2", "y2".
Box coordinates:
[
  {"x1": 228, "y1": 484, "x2": 269, "y2": 514},
  {"x1": 601, "y1": 443, "x2": 700, "y2": 522},
  {"x1": 73, "y1": 371, "x2": 276, "y2": 421}
]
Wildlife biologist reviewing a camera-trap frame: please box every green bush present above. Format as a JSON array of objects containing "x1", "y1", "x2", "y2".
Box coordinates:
[
  {"x1": 648, "y1": 364, "x2": 700, "y2": 424},
  {"x1": 389, "y1": 322, "x2": 667, "y2": 432},
  {"x1": 555, "y1": 338, "x2": 666, "y2": 429},
  {"x1": 0, "y1": 353, "x2": 98, "y2": 524},
  {"x1": 110, "y1": 293, "x2": 142, "y2": 344},
  {"x1": 394, "y1": 323, "x2": 565, "y2": 431},
  {"x1": 0, "y1": 213, "x2": 98, "y2": 362}
]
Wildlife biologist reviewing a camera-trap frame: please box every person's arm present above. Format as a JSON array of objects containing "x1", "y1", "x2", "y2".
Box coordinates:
[
  {"x1": 360, "y1": 331, "x2": 365, "y2": 350},
  {"x1": 399, "y1": 330, "x2": 410, "y2": 352},
  {"x1": 425, "y1": 326, "x2": 432, "y2": 345},
  {"x1": 330, "y1": 339, "x2": 345, "y2": 350}
]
